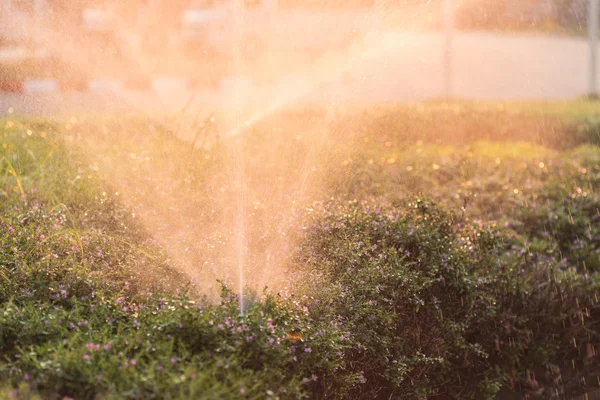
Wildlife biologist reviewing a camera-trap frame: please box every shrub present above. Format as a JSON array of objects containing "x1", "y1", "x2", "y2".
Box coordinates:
[
  {"x1": 2, "y1": 110, "x2": 600, "y2": 399},
  {"x1": 291, "y1": 199, "x2": 600, "y2": 399},
  {"x1": 326, "y1": 139, "x2": 600, "y2": 273},
  {"x1": 0, "y1": 285, "x2": 343, "y2": 399}
]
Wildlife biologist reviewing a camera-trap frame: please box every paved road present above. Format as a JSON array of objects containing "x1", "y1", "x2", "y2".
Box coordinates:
[
  {"x1": 0, "y1": 30, "x2": 593, "y2": 117},
  {"x1": 347, "y1": 30, "x2": 590, "y2": 101}
]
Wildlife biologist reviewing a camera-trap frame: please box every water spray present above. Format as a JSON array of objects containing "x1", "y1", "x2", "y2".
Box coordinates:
[
  {"x1": 26, "y1": 0, "x2": 424, "y2": 309},
  {"x1": 232, "y1": 0, "x2": 247, "y2": 317}
]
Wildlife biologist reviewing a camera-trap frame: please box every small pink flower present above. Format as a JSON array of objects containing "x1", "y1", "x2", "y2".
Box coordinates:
[
  {"x1": 83, "y1": 354, "x2": 91, "y2": 361},
  {"x1": 170, "y1": 358, "x2": 177, "y2": 365}
]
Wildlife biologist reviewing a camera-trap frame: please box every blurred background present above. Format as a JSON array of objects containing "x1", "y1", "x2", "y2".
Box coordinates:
[{"x1": 0, "y1": 0, "x2": 597, "y2": 114}]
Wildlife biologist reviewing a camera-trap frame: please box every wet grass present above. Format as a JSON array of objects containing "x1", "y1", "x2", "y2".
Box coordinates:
[{"x1": 1, "y1": 102, "x2": 600, "y2": 399}]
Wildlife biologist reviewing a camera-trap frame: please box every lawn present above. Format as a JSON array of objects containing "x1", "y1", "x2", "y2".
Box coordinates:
[{"x1": 0, "y1": 102, "x2": 599, "y2": 399}]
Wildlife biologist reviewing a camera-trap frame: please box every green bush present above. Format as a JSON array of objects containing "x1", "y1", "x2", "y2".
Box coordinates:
[
  {"x1": 0, "y1": 123, "x2": 344, "y2": 399},
  {"x1": 2, "y1": 109, "x2": 600, "y2": 399},
  {"x1": 291, "y1": 199, "x2": 600, "y2": 399},
  {"x1": 1, "y1": 283, "x2": 354, "y2": 399},
  {"x1": 325, "y1": 137, "x2": 600, "y2": 274}
]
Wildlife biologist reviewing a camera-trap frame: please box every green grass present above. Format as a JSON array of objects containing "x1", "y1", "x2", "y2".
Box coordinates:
[{"x1": 1, "y1": 103, "x2": 600, "y2": 399}]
